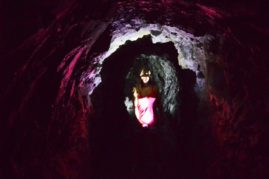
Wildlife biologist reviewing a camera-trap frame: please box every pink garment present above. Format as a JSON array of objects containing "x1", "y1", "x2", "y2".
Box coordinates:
[{"x1": 134, "y1": 97, "x2": 156, "y2": 127}]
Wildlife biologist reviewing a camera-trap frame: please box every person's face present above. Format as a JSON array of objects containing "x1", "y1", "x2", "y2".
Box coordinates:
[
  {"x1": 140, "y1": 70, "x2": 151, "y2": 84},
  {"x1": 141, "y1": 76, "x2": 150, "y2": 83}
]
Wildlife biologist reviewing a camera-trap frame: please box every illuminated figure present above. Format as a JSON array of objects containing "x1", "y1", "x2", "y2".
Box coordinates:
[{"x1": 133, "y1": 69, "x2": 158, "y2": 127}]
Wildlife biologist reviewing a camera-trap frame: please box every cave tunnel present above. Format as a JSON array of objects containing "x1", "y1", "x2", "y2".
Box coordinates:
[
  {"x1": 89, "y1": 36, "x2": 210, "y2": 178},
  {"x1": 1, "y1": 0, "x2": 269, "y2": 179}
]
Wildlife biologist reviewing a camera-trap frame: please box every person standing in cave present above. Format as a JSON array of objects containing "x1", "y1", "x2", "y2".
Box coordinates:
[
  {"x1": 133, "y1": 68, "x2": 159, "y2": 127},
  {"x1": 131, "y1": 67, "x2": 171, "y2": 177}
]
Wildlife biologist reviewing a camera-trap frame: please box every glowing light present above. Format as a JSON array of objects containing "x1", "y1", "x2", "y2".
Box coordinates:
[
  {"x1": 80, "y1": 20, "x2": 212, "y2": 114},
  {"x1": 134, "y1": 97, "x2": 156, "y2": 127}
]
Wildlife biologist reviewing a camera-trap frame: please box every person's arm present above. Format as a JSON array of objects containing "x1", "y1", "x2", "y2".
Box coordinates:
[
  {"x1": 133, "y1": 88, "x2": 140, "y2": 120},
  {"x1": 133, "y1": 88, "x2": 138, "y2": 104}
]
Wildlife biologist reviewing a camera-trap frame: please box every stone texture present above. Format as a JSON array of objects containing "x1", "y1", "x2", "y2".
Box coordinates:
[{"x1": 0, "y1": 0, "x2": 268, "y2": 179}]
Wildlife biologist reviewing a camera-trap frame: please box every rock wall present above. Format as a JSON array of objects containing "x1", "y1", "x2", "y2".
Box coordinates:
[{"x1": 0, "y1": 0, "x2": 268, "y2": 179}]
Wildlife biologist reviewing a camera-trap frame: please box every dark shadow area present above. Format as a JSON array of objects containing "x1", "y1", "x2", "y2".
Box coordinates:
[
  {"x1": 0, "y1": 67, "x2": 62, "y2": 179},
  {"x1": 89, "y1": 36, "x2": 213, "y2": 179},
  {"x1": 177, "y1": 69, "x2": 215, "y2": 179}
]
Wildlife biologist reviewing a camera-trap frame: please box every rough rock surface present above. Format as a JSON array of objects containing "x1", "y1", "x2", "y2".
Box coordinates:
[{"x1": 0, "y1": 0, "x2": 269, "y2": 179}]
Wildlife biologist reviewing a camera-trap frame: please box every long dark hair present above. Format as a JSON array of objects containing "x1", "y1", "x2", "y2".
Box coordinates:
[{"x1": 125, "y1": 55, "x2": 152, "y2": 97}]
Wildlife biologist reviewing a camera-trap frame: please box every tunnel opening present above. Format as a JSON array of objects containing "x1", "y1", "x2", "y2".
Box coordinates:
[{"x1": 89, "y1": 35, "x2": 212, "y2": 178}]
